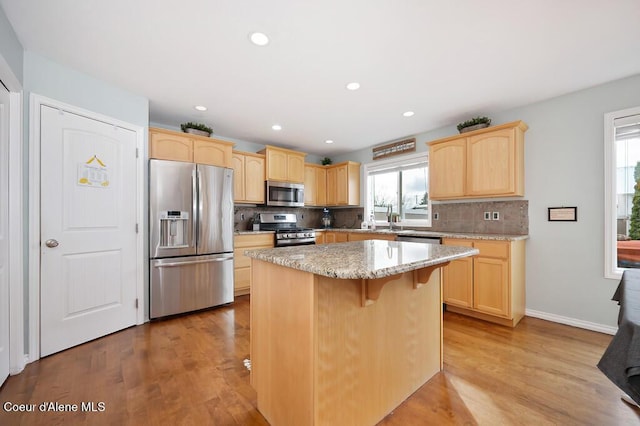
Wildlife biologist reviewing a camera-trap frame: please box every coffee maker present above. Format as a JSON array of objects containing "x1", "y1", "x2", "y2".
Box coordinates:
[{"x1": 321, "y1": 208, "x2": 332, "y2": 228}]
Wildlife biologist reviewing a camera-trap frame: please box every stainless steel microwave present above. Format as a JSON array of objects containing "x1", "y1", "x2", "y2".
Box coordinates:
[{"x1": 266, "y1": 180, "x2": 304, "y2": 207}]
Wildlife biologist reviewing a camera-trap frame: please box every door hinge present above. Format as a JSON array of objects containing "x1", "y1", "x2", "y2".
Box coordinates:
[
  {"x1": 135, "y1": 148, "x2": 139, "y2": 158},
  {"x1": 135, "y1": 223, "x2": 139, "y2": 233},
  {"x1": 135, "y1": 298, "x2": 139, "y2": 309}
]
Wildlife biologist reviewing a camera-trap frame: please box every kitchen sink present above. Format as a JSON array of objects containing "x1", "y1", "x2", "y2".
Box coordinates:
[{"x1": 376, "y1": 229, "x2": 412, "y2": 234}]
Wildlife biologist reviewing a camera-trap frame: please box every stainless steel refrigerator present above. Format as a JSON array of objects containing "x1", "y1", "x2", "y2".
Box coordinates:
[{"x1": 149, "y1": 159, "x2": 234, "y2": 318}]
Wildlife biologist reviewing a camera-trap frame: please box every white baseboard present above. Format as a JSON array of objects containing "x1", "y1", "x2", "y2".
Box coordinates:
[{"x1": 525, "y1": 309, "x2": 617, "y2": 335}]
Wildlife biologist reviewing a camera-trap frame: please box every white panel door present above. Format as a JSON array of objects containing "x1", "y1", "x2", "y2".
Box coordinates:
[
  {"x1": 0, "y1": 84, "x2": 9, "y2": 383},
  {"x1": 40, "y1": 105, "x2": 138, "y2": 357}
]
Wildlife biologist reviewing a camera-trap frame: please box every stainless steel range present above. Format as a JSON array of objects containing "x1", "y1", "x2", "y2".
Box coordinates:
[{"x1": 258, "y1": 213, "x2": 316, "y2": 247}]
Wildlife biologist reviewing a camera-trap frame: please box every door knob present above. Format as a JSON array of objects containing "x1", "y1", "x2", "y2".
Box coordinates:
[{"x1": 45, "y1": 239, "x2": 59, "y2": 248}]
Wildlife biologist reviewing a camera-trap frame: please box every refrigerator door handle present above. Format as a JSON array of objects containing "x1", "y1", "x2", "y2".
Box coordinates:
[
  {"x1": 153, "y1": 257, "x2": 231, "y2": 268},
  {"x1": 192, "y1": 169, "x2": 198, "y2": 249},
  {"x1": 197, "y1": 168, "x2": 203, "y2": 248}
]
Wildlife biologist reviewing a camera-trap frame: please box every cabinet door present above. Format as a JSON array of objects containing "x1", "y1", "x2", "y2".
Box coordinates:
[
  {"x1": 466, "y1": 129, "x2": 515, "y2": 196},
  {"x1": 232, "y1": 153, "x2": 245, "y2": 202},
  {"x1": 245, "y1": 155, "x2": 265, "y2": 203},
  {"x1": 326, "y1": 167, "x2": 337, "y2": 205},
  {"x1": 442, "y1": 239, "x2": 474, "y2": 308},
  {"x1": 429, "y1": 140, "x2": 465, "y2": 199},
  {"x1": 234, "y1": 234, "x2": 274, "y2": 296},
  {"x1": 316, "y1": 167, "x2": 327, "y2": 206},
  {"x1": 473, "y1": 256, "x2": 509, "y2": 317},
  {"x1": 304, "y1": 165, "x2": 317, "y2": 205},
  {"x1": 315, "y1": 232, "x2": 325, "y2": 244},
  {"x1": 324, "y1": 232, "x2": 336, "y2": 244},
  {"x1": 335, "y1": 164, "x2": 348, "y2": 205},
  {"x1": 193, "y1": 140, "x2": 233, "y2": 167},
  {"x1": 287, "y1": 154, "x2": 305, "y2": 183},
  {"x1": 149, "y1": 131, "x2": 193, "y2": 162},
  {"x1": 336, "y1": 232, "x2": 349, "y2": 243},
  {"x1": 266, "y1": 149, "x2": 288, "y2": 181}
]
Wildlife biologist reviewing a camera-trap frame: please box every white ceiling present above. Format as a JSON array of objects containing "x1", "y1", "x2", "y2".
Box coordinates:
[{"x1": 2, "y1": 0, "x2": 640, "y2": 156}]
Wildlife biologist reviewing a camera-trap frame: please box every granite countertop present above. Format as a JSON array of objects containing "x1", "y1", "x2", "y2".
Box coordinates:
[
  {"x1": 244, "y1": 240, "x2": 479, "y2": 279},
  {"x1": 313, "y1": 228, "x2": 528, "y2": 241}
]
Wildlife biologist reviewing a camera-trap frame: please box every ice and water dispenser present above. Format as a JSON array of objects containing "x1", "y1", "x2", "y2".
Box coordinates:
[{"x1": 159, "y1": 211, "x2": 189, "y2": 248}]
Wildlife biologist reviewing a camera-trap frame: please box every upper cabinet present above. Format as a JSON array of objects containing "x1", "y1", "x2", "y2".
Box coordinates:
[
  {"x1": 259, "y1": 145, "x2": 306, "y2": 183},
  {"x1": 326, "y1": 161, "x2": 360, "y2": 206},
  {"x1": 304, "y1": 161, "x2": 360, "y2": 207},
  {"x1": 304, "y1": 164, "x2": 327, "y2": 206},
  {"x1": 428, "y1": 121, "x2": 527, "y2": 200},
  {"x1": 232, "y1": 151, "x2": 265, "y2": 204},
  {"x1": 149, "y1": 127, "x2": 234, "y2": 168}
]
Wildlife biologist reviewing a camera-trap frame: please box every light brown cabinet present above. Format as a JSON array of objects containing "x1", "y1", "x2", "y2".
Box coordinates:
[
  {"x1": 149, "y1": 127, "x2": 234, "y2": 167},
  {"x1": 232, "y1": 151, "x2": 265, "y2": 204},
  {"x1": 326, "y1": 161, "x2": 360, "y2": 206},
  {"x1": 317, "y1": 231, "x2": 396, "y2": 243},
  {"x1": 304, "y1": 164, "x2": 327, "y2": 206},
  {"x1": 233, "y1": 233, "x2": 274, "y2": 296},
  {"x1": 322, "y1": 231, "x2": 349, "y2": 244},
  {"x1": 260, "y1": 145, "x2": 306, "y2": 183},
  {"x1": 304, "y1": 161, "x2": 359, "y2": 207},
  {"x1": 347, "y1": 232, "x2": 396, "y2": 242},
  {"x1": 442, "y1": 238, "x2": 525, "y2": 327},
  {"x1": 428, "y1": 121, "x2": 527, "y2": 200}
]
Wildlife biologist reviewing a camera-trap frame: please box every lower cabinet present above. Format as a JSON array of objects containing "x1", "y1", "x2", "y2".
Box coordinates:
[
  {"x1": 347, "y1": 232, "x2": 396, "y2": 242},
  {"x1": 234, "y1": 233, "x2": 274, "y2": 296},
  {"x1": 322, "y1": 231, "x2": 349, "y2": 244},
  {"x1": 317, "y1": 231, "x2": 397, "y2": 243},
  {"x1": 442, "y1": 238, "x2": 525, "y2": 327}
]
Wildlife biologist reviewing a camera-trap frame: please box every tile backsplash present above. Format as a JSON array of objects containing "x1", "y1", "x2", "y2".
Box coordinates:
[
  {"x1": 430, "y1": 200, "x2": 528, "y2": 235},
  {"x1": 235, "y1": 200, "x2": 528, "y2": 235}
]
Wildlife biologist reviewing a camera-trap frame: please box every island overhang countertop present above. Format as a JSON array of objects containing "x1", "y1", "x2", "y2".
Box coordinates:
[{"x1": 244, "y1": 240, "x2": 479, "y2": 280}]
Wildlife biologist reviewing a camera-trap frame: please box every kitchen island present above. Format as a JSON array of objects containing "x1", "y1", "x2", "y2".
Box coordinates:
[{"x1": 245, "y1": 240, "x2": 478, "y2": 426}]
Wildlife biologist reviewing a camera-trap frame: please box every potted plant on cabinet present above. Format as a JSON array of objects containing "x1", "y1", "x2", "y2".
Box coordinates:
[
  {"x1": 456, "y1": 116, "x2": 491, "y2": 133},
  {"x1": 180, "y1": 122, "x2": 213, "y2": 137}
]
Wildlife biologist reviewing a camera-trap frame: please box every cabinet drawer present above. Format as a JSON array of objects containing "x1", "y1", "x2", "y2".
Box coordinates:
[
  {"x1": 234, "y1": 234, "x2": 274, "y2": 248},
  {"x1": 475, "y1": 241, "x2": 509, "y2": 259},
  {"x1": 442, "y1": 238, "x2": 474, "y2": 248}
]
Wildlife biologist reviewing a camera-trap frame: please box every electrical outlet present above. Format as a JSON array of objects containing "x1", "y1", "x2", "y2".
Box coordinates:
[
  {"x1": 492, "y1": 212, "x2": 500, "y2": 220},
  {"x1": 484, "y1": 212, "x2": 491, "y2": 220},
  {"x1": 433, "y1": 212, "x2": 439, "y2": 220}
]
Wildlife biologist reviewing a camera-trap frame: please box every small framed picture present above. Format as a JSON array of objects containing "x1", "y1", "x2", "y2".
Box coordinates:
[{"x1": 548, "y1": 207, "x2": 577, "y2": 222}]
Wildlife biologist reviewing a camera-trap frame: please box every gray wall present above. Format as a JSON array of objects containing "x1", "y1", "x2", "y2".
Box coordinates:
[
  {"x1": 0, "y1": 6, "x2": 23, "y2": 86},
  {"x1": 336, "y1": 74, "x2": 640, "y2": 328}
]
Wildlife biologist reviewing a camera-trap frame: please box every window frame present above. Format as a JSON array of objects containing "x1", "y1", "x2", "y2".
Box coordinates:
[
  {"x1": 363, "y1": 151, "x2": 431, "y2": 228},
  {"x1": 604, "y1": 106, "x2": 640, "y2": 279}
]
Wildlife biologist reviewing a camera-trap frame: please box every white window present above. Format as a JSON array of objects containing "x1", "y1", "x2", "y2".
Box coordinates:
[
  {"x1": 363, "y1": 152, "x2": 430, "y2": 228},
  {"x1": 604, "y1": 107, "x2": 640, "y2": 279}
]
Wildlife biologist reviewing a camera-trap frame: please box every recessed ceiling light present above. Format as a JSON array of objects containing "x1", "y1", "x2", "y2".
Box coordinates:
[
  {"x1": 272, "y1": 124, "x2": 282, "y2": 131},
  {"x1": 403, "y1": 111, "x2": 415, "y2": 117},
  {"x1": 194, "y1": 105, "x2": 207, "y2": 111},
  {"x1": 346, "y1": 82, "x2": 360, "y2": 91},
  {"x1": 250, "y1": 32, "x2": 270, "y2": 46},
  {"x1": 325, "y1": 140, "x2": 334, "y2": 144}
]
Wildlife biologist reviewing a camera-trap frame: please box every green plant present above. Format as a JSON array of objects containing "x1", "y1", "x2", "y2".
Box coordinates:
[
  {"x1": 180, "y1": 122, "x2": 213, "y2": 134},
  {"x1": 322, "y1": 157, "x2": 332, "y2": 165},
  {"x1": 456, "y1": 116, "x2": 491, "y2": 132},
  {"x1": 630, "y1": 162, "x2": 640, "y2": 239}
]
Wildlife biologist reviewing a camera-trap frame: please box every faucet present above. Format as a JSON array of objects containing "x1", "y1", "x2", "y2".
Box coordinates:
[{"x1": 387, "y1": 204, "x2": 395, "y2": 230}]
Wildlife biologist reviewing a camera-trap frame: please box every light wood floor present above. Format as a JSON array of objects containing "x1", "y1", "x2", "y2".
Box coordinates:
[{"x1": 0, "y1": 296, "x2": 638, "y2": 425}]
